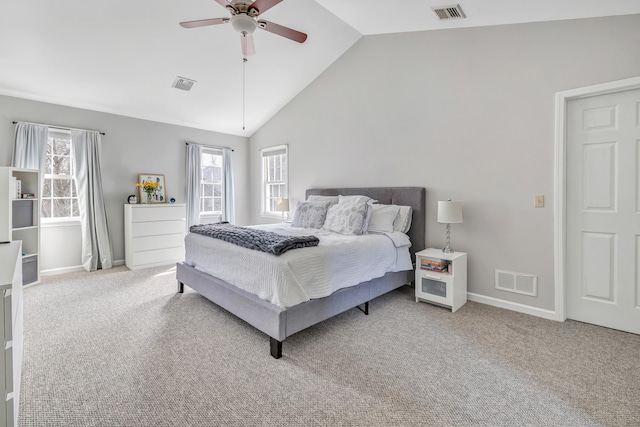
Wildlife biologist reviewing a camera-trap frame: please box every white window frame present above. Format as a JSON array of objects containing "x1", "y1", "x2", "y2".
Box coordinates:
[
  {"x1": 41, "y1": 130, "x2": 80, "y2": 224},
  {"x1": 260, "y1": 144, "x2": 288, "y2": 218},
  {"x1": 199, "y1": 147, "x2": 224, "y2": 222}
]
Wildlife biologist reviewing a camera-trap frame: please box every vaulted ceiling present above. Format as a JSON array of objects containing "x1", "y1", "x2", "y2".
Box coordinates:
[{"x1": 1, "y1": 0, "x2": 639, "y2": 136}]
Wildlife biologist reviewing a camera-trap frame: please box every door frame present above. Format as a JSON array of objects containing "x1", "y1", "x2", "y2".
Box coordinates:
[{"x1": 554, "y1": 75, "x2": 640, "y2": 321}]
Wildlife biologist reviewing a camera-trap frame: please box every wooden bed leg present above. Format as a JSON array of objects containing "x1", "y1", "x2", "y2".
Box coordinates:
[
  {"x1": 356, "y1": 301, "x2": 369, "y2": 315},
  {"x1": 270, "y1": 337, "x2": 282, "y2": 359},
  {"x1": 177, "y1": 281, "x2": 184, "y2": 293}
]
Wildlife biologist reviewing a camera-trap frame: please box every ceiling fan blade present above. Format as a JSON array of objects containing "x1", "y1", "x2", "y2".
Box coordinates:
[
  {"x1": 248, "y1": 0, "x2": 283, "y2": 16},
  {"x1": 214, "y1": 0, "x2": 237, "y2": 13},
  {"x1": 180, "y1": 17, "x2": 229, "y2": 28},
  {"x1": 241, "y1": 33, "x2": 256, "y2": 56},
  {"x1": 257, "y1": 20, "x2": 307, "y2": 43}
]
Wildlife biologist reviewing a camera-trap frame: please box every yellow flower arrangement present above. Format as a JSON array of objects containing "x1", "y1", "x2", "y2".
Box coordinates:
[{"x1": 136, "y1": 181, "x2": 160, "y2": 203}]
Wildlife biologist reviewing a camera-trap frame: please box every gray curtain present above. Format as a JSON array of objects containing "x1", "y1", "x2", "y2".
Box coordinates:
[
  {"x1": 185, "y1": 143, "x2": 202, "y2": 229},
  {"x1": 71, "y1": 130, "x2": 113, "y2": 272},
  {"x1": 222, "y1": 147, "x2": 235, "y2": 224},
  {"x1": 12, "y1": 122, "x2": 48, "y2": 177}
]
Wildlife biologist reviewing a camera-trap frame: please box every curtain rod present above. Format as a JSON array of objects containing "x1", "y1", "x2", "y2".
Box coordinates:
[
  {"x1": 185, "y1": 142, "x2": 234, "y2": 152},
  {"x1": 12, "y1": 120, "x2": 106, "y2": 136}
]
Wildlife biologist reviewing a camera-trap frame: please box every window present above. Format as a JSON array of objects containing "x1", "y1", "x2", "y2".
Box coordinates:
[
  {"x1": 200, "y1": 148, "x2": 223, "y2": 216},
  {"x1": 42, "y1": 131, "x2": 79, "y2": 219},
  {"x1": 261, "y1": 145, "x2": 288, "y2": 216}
]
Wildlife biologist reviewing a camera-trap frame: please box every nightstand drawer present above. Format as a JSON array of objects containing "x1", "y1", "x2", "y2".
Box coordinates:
[
  {"x1": 415, "y1": 271, "x2": 451, "y2": 305},
  {"x1": 420, "y1": 276, "x2": 448, "y2": 299}
]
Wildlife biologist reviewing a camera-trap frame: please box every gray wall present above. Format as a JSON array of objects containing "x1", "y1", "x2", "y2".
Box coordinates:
[
  {"x1": 249, "y1": 14, "x2": 640, "y2": 311},
  {"x1": 0, "y1": 95, "x2": 249, "y2": 271}
]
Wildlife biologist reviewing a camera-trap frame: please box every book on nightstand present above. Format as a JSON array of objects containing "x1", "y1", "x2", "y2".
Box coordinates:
[{"x1": 420, "y1": 258, "x2": 450, "y2": 273}]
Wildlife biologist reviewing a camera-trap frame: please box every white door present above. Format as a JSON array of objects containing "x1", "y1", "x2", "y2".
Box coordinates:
[{"x1": 566, "y1": 88, "x2": 640, "y2": 334}]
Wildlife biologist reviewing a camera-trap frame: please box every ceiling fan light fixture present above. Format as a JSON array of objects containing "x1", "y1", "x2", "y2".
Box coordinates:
[{"x1": 231, "y1": 14, "x2": 257, "y2": 34}]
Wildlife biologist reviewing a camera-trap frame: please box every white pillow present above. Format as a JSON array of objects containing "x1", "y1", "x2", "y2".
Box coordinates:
[
  {"x1": 367, "y1": 204, "x2": 401, "y2": 233},
  {"x1": 393, "y1": 205, "x2": 413, "y2": 233},
  {"x1": 322, "y1": 201, "x2": 369, "y2": 235},
  {"x1": 307, "y1": 195, "x2": 339, "y2": 205}
]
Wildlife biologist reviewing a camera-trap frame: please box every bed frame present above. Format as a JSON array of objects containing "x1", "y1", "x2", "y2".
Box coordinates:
[{"x1": 176, "y1": 187, "x2": 426, "y2": 359}]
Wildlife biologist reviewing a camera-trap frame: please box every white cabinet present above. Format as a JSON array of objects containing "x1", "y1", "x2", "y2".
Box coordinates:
[
  {"x1": 1, "y1": 241, "x2": 23, "y2": 427},
  {"x1": 415, "y1": 248, "x2": 467, "y2": 312},
  {"x1": 124, "y1": 204, "x2": 186, "y2": 270},
  {"x1": 0, "y1": 167, "x2": 40, "y2": 286}
]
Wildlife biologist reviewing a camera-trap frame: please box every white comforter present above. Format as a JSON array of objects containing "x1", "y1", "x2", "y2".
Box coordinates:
[{"x1": 184, "y1": 223, "x2": 413, "y2": 308}]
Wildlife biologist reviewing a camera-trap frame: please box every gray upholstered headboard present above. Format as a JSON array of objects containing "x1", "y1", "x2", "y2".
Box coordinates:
[{"x1": 305, "y1": 187, "x2": 426, "y2": 259}]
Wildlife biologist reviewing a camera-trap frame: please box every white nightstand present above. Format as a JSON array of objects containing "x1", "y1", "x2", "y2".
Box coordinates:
[{"x1": 415, "y1": 248, "x2": 467, "y2": 312}]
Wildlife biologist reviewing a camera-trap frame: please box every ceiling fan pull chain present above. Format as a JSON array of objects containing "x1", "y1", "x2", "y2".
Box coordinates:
[{"x1": 242, "y1": 57, "x2": 247, "y2": 131}]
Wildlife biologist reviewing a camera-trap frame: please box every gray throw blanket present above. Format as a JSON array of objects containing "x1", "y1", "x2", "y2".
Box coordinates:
[{"x1": 189, "y1": 222, "x2": 319, "y2": 256}]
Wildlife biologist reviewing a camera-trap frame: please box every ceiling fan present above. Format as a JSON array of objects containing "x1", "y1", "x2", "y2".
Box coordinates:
[{"x1": 180, "y1": 0, "x2": 308, "y2": 56}]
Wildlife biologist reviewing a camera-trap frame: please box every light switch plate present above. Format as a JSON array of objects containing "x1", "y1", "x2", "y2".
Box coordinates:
[{"x1": 534, "y1": 195, "x2": 544, "y2": 207}]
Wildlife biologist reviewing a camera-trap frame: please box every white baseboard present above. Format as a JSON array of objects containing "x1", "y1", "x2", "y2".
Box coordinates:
[
  {"x1": 41, "y1": 266, "x2": 85, "y2": 276},
  {"x1": 41, "y1": 259, "x2": 125, "y2": 277},
  {"x1": 467, "y1": 292, "x2": 563, "y2": 322}
]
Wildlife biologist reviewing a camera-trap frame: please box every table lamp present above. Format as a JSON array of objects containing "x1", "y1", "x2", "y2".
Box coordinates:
[
  {"x1": 276, "y1": 198, "x2": 290, "y2": 221},
  {"x1": 437, "y1": 199, "x2": 463, "y2": 253}
]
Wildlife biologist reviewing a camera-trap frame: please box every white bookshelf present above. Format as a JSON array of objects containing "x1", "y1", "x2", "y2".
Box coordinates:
[{"x1": 0, "y1": 167, "x2": 40, "y2": 286}]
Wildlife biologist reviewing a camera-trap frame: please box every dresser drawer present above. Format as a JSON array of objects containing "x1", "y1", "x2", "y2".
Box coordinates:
[
  {"x1": 3, "y1": 289, "x2": 11, "y2": 342},
  {"x1": 132, "y1": 220, "x2": 185, "y2": 238},
  {"x1": 132, "y1": 206, "x2": 184, "y2": 222},
  {"x1": 132, "y1": 247, "x2": 185, "y2": 267},
  {"x1": 4, "y1": 396, "x2": 14, "y2": 427},
  {"x1": 131, "y1": 234, "x2": 184, "y2": 252},
  {"x1": 4, "y1": 344, "x2": 13, "y2": 392}
]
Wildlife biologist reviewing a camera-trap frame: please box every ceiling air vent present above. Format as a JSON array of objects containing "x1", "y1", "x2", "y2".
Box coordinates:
[
  {"x1": 172, "y1": 76, "x2": 197, "y2": 91},
  {"x1": 432, "y1": 4, "x2": 466, "y2": 20}
]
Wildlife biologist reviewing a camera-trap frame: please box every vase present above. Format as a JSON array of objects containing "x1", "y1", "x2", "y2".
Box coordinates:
[{"x1": 146, "y1": 193, "x2": 153, "y2": 204}]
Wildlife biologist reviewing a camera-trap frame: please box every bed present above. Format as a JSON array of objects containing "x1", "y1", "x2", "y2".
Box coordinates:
[{"x1": 176, "y1": 187, "x2": 426, "y2": 358}]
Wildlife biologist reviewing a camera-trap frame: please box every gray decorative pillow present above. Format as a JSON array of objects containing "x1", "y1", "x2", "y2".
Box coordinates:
[
  {"x1": 291, "y1": 201, "x2": 332, "y2": 229},
  {"x1": 322, "y1": 201, "x2": 369, "y2": 235}
]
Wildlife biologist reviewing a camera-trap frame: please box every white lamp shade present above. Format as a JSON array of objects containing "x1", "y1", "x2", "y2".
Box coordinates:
[
  {"x1": 437, "y1": 200, "x2": 463, "y2": 224},
  {"x1": 276, "y1": 198, "x2": 290, "y2": 212}
]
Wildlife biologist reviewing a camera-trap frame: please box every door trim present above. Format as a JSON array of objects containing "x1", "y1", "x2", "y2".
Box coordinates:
[{"x1": 554, "y1": 75, "x2": 640, "y2": 322}]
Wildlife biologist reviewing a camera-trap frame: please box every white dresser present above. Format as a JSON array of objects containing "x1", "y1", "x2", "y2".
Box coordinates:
[
  {"x1": 124, "y1": 204, "x2": 186, "y2": 270},
  {"x1": 1, "y1": 241, "x2": 23, "y2": 427}
]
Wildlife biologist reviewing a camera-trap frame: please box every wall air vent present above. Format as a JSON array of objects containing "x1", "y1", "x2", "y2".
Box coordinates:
[
  {"x1": 172, "y1": 76, "x2": 197, "y2": 91},
  {"x1": 495, "y1": 270, "x2": 538, "y2": 297},
  {"x1": 432, "y1": 4, "x2": 466, "y2": 20}
]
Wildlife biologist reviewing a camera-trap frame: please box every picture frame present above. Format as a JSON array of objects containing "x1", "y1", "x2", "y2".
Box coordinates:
[{"x1": 137, "y1": 173, "x2": 167, "y2": 204}]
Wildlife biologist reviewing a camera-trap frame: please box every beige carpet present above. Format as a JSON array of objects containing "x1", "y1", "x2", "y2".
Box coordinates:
[{"x1": 18, "y1": 266, "x2": 640, "y2": 426}]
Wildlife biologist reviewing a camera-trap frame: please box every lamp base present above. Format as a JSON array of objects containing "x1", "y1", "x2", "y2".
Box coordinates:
[{"x1": 442, "y1": 223, "x2": 454, "y2": 253}]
